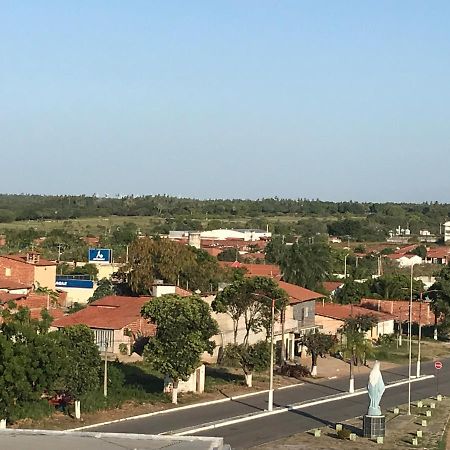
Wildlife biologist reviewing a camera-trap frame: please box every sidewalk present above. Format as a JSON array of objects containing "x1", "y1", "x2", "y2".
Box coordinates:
[{"x1": 296, "y1": 355, "x2": 399, "y2": 380}]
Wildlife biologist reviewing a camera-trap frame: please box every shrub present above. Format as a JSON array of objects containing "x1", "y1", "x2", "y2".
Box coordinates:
[
  {"x1": 119, "y1": 343, "x2": 128, "y2": 355},
  {"x1": 277, "y1": 363, "x2": 310, "y2": 379},
  {"x1": 337, "y1": 428, "x2": 351, "y2": 440}
]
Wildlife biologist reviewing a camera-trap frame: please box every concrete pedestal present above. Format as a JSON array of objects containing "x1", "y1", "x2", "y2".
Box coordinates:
[{"x1": 363, "y1": 415, "x2": 385, "y2": 438}]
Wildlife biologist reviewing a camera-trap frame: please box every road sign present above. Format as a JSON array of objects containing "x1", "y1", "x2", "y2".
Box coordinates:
[{"x1": 435, "y1": 361, "x2": 443, "y2": 370}]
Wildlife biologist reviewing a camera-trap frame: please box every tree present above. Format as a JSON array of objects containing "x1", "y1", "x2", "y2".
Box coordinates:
[
  {"x1": 223, "y1": 341, "x2": 270, "y2": 387},
  {"x1": 88, "y1": 278, "x2": 116, "y2": 303},
  {"x1": 280, "y1": 240, "x2": 331, "y2": 290},
  {"x1": 339, "y1": 315, "x2": 377, "y2": 392},
  {"x1": 121, "y1": 237, "x2": 225, "y2": 295},
  {"x1": 211, "y1": 277, "x2": 288, "y2": 345},
  {"x1": 58, "y1": 325, "x2": 101, "y2": 418},
  {"x1": 300, "y1": 330, "x2": 336, "y2": 377},
  {"x1": 217, "y1": 247, "x2": 240, "y2": 262},
  {"x1": 141, "y1": 294, "x2": 219, "y2": 404},
  {"x1": 428, "y1": 266, "x2": 450, "y2": 338},
  {"x1": 367, "y1": 274, "x2": 423, "y2": 300},
  {"x1": 0, "y1": 307, "x2": 64, "y2": 421},
  {"x1": 335, "y1": 280, "x2": 369, "y2": 305},
  {"x1": 411, "y1": 245, "x2": 427, "y2": 259}
]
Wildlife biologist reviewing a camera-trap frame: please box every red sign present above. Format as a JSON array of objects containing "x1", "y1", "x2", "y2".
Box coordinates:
[{"x1": 435, "y1": 361, "x2": 443, "y2": 370}]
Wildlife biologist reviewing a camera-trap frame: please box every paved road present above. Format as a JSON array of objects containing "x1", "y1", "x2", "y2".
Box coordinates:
[{"x1": 89, "y1": 359, "x2": 448, "y2": 448}]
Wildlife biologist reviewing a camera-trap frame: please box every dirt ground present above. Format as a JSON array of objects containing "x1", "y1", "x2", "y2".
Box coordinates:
[{"x1": 251, "y1": 396, "x2": 450, "y2": 450}]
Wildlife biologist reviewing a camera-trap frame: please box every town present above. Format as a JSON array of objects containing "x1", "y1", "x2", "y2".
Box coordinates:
[{"x1": 0, "y1": 196, "x2": 450, "y2": 448}]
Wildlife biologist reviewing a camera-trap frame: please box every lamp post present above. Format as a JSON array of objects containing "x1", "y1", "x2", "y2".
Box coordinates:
[
  {"x1": 103, "y1": 340, "x2": 109, "y2": 398},
  {"x1": 344, "y1": 254, "x2": 349, "y2": 279},
  {"x1": 408, "y1": 264, "x2": 414, "y2": 415},
  {"x1": 251, "y1": 293, "x2": 277, "y2": 412},
  {"x1": 416, "y1": 294, "x2": 422, "y2": 378}
]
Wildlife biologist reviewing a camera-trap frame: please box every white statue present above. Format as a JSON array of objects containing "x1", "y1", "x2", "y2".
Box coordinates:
[{"x1": 367, "y1": 361, "x2": 385, "y2": 416}]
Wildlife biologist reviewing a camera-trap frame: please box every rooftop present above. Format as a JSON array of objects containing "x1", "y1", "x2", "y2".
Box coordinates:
[
  {"x1": 278, "y1": 281, "x2": 324, "y2": 304},
  {"x1": 52, "y1": 296, "x2": 152, "y2": 330},
  {"x1": 315, "y1": 302, "x2": 394, "y2": 322}
]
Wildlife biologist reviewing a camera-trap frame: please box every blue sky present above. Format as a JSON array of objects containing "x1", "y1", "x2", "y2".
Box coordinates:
[{"x1": 1, "y1": 1, "x2": 449, "y2": 201}]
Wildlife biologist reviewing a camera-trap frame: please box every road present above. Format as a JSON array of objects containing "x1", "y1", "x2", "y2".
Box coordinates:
[{"x1": 89, "y1": 359, "x2": 448, "y2": 449}]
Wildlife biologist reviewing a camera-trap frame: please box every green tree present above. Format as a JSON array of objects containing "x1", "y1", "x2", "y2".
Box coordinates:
[
  {"x1": 141, "y1": 294, "x2": 218, "y2": 404},
  {"x1": 88, "y1": 278, "x2": 116, "y2": 303},
  {"x1": 339, "y1": 315, "x2": 377, "y2": 391},
  {"x1": 280, "y1": 240, "x2": 331, "y2": 290},
  {"x1": 58, "y1": 325, "x2": 101, "y2": 418},
  {"x1": 212, "y1": 277, "x2": 288, "y2": 345},
  {"x1": 217, "y1": 247, "x2": 240, "y2": 262},
  {"x1": 300, "y1": 330, "x2": 336, "y2": 377},
  {"x1": 223, "y1": 341, "x2": 270, "y2": 387},
  {"x1": 428, "y1": 266, "x2": 450, "y2": 338},
  {"x1": 335, "y1": 280, "x2": 369, "y2": 304}
]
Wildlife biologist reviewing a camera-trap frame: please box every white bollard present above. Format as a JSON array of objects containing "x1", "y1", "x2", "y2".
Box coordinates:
[
  {"x1": 74, "y1": 400, "x2": 81, "y2": 420},
  {"x1": 349, "y1": 378, "x2": 355, "y2": 393},
  {"x1": 0, "y1": 419, "x2": 6, "y2": 429}
]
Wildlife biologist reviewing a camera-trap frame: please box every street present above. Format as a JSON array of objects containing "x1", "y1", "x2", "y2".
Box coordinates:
[{"x1": 88, "y1": 359, "x2": 449, "y2": 448}]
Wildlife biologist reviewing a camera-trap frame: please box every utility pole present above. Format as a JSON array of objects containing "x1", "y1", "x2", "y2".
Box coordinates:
[
  {"x1": 407, "y1": 264, "x2": 414, "y2": 415},
  {"x1": 268, "y1": 299, "x2": 275, "y2": 412},
  {"x1": 417, "y1": 294, "x2": 422, "y2": 378},
  {"x1": 103, "y1": 340, "x2": 109, "y2": 398}
]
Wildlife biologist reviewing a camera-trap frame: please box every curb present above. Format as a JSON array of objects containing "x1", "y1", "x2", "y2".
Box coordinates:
[
  {"x1": 170, "y1": 375, "x2": 435, "y2": 436},
  {"x1": 67, "y1": 382, "x2": 304, "y2": 432}
]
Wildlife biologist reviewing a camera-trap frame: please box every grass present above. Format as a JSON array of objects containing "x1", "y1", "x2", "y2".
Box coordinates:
[{"x1": 373, "y1": 337, "x2": 450, "y2": 364}]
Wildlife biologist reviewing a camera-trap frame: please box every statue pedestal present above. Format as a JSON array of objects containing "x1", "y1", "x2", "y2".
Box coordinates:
[{"x1": 363, "y1": 415, "x2": 385, "y2": 438}]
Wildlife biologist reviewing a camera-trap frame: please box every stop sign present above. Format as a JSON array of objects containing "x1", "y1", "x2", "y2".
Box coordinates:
[{"x1": 435, "y1": 361, "x2": 443, "y2": 370}]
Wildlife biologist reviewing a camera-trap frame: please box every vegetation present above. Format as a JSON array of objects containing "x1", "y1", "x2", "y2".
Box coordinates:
[
  {"x1": 299, "y1": 330, "x2": 337, "y2": 376},
  {"x1": 141, "y1": 294, "x2": 219, "y2": 404},
  {"x1": 212, "y1": 276, "x2": 288, "y2": 344}
]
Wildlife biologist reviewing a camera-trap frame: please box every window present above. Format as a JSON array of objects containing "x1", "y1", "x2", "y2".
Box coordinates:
[
  {"x1": 4, "y1": 268, "x2": 11, "y2": 277},
  {"x1": 93, "y1": 329, "x2": 114, "y2": 352}
]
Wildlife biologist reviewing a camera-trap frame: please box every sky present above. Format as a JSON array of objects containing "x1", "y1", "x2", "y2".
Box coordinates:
[{"x1": 1, "y1": 1, "x2": 450, "y2": 202}]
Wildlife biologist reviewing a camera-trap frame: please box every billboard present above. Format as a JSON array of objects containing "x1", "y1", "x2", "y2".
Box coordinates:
[
  {"x1": 56, "y1": 277, "x2": 94, "y2": 289},
  {"x1": 88, "y1": 248, "x2": 112, "y2": 264}
]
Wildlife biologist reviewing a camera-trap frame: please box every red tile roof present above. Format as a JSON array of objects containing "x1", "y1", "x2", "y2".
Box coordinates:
[
  {"x1": 322, "y1": 281, "x2": 344, "y2": 293},
  {"x1": 52, "y1": 296, "x2": 152, "y2": 330},
  {"x1": 0, "y1": 254, "x2": 57, "y2": 266},
  {"x1": 0, "y1": 277, "x2": 32, "y2": 290},
  {"x1": 315, "y1": 302, "x2": 394, "y2": 322},
  {"x1": 426, "y1": 247, "x2": 450, "y2": 259},
  {"x1": 0, "y1": 292, "x2": 27, "y2": 303},
  {"x1": 278, "y1": 281, "x2": 324, "y2": 304},
  {"x1": 175, "y1": 287, "x2": 192, "y2": 297},
  {"x1": 220, "y1": 262, "x2": 282, "y2": 279}
]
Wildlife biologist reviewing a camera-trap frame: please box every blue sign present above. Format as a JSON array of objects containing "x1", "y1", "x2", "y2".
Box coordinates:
[
  {"x1": 88, "y1": 248, "x2": 112, "y2": 263},
  {"x1": 56, "y1": 277, "x2": 94, "y2": 289}
]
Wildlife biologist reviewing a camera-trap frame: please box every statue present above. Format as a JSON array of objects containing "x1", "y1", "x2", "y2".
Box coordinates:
[{"x1": 367, "y1": 360, "x2": 385, "y2": 416}]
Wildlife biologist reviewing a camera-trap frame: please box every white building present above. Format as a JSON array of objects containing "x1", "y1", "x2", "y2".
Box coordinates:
[
  {"x1": 169, "y1": 229, "x2": 271, "y2": 242},
  {"x1": 444, "y1": 221, "x2": 450, "y2": 242}
]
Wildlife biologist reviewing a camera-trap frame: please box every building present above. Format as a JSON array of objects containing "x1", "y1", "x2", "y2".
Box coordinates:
[
  {"x1": 425, "y1": 247, "x2": 450, "y2": 265},
  {"x1": 385, "y1": 253, "x2": 423, "y2": 268},
  {"x1": 322, "y1": 281, "x2": 345, "y2": 297},
  {"x1": 360, "y1": 298, "x2": 434, "y2": 326},
  {"x1": 444, "y1": 221, "x2": 450, "y2": 243},
  {"x1": 52, "y1": 296, "x2": 155, "y2": 355},
  {"x1": 0, "y1": 252, "x2": 57, "y2": 290},
  {"x1": 219, "y1": 261, "x2": 282, "y2": 279},
  {"x1": 315, "y1": 303, "x2": 395, "y2": 340},
  {"x1": 169, "y1": 228, "x2": 271, "y2": 242},
  {"x1": 204, "y1": 280, "x2": 324, "y2": 363}
]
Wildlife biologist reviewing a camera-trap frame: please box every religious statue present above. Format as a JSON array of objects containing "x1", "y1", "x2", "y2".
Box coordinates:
[{"x1": 367, "y1": 360, "x2": 385, "y2": 416}]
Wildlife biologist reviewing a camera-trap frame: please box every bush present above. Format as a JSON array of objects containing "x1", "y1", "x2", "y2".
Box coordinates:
[
  {"x1": 337, "y1": 428, "x2": 351, "y2": 440},
  {"x1": 223, "y1": 342, "x2": 271, "y2": 373},
  {"x1": 119, "y1": 343, "x2": 128, "y2": 355},
  {"x1": 9, "y1": 400, "x2": 54, "y2": 422},
  {"x1": 376, "y1": 334, "x2": 395, "y2": 347},
  {"x1": 277, "y1": 363, "x2": 310, "y2": 379}
]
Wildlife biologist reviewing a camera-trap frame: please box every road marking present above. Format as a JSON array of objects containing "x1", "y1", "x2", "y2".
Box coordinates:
[
  {"x1": 278, "y1": 383, "x2": 304, "y2": 390},
  {"x1": 171, "y1": 375, "x2": 435, "y2": 436}
]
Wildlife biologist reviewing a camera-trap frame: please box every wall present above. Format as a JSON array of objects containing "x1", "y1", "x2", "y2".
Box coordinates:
[
  {"x1": 0, "y1": 257, "x2": 34, "y2": 286},
  {"x1": 292, "y1": 300, "x2": 316, "y2": 329},
  {"x1": 58, "y1": 285, "x2": 96, "y2": 305},
  {"x1": 315, "y1": 315, "x2": 344, "y2": 335},
  {"x1": 34, "y1": 265, "x2": 57, "y2": 290}
]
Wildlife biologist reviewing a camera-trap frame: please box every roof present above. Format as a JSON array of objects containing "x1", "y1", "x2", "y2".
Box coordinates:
[
  {"x1": 0, "y1": 254, "x2": 57, "y2": 266},
  {"x1": 52, "y1": 296, "x2": 152, "y2": 330},
  {"x1": 278, "y1": 281, "x2": 324, "y2": 304},
  {"x1": 322, "y1": 281, "x2": 344, "y2": 293},
  {"x1": 0, "y1": 277, "x2": 32, "y2": 290},
  {"x1": 315, "y1": 302, "x2": 394, "y2": 322},
  {"x1": 0, "y1": 292, "x2": 27, "y2": 303},
  {"x1": 175, "y1": 287, "x2": 192, "y2": 297},
  {"x1": 426, "y1": 247, "x2": 450, "y2": 259},
  {"x1": 220, "y1": 262, "x2": 282, "y2": 279}
]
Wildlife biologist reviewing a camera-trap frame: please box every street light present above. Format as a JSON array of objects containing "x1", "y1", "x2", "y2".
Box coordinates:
[
  {"x1": 408, "y1": 263, "x2": 414, "y2": 415},
  {"x1": 251, "y1": 293, "x2": 277, "y2": 412},
  {"x1": 344, "y1": 254, "x2": 349, "y2": 279}
]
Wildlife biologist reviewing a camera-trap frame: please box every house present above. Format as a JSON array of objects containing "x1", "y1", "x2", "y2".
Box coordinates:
[
  {"x1": 52, "y1": 296, "x2": 155, "y2": 355},
  {"x1": 425, "y1": 247, "x2": 450, "y2": 265},
  {"x1": 322, "y1": 281, "x2": 345, "y2": 297},
  {"x1": 0, "y1": 252, "x2": 57, "y2": 290},
  {"x1": 385, "y1": 253, "x2": 423, "y2": 268},
  {"x1": 315, "y1": 303, "x2": 395, "y2": 340},
  {"x1": 360, "y1": 298, "x2": 434, "y2": 326},
  {"x1": 204, "y1": 280, "x2": 324, "y2": 363},
  {"x1": 219, "y1": 261, "x2": 282, "y2": 279}
]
